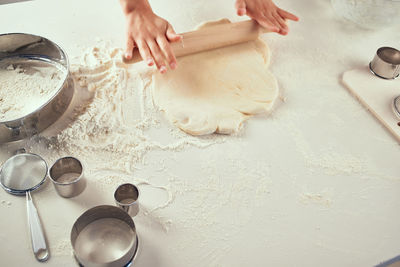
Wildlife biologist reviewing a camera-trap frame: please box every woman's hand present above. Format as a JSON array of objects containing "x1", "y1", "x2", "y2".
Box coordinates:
[
  {"x1": 235, "y1": 0, "x2": 299, "y2": 35},
  {"x1": 120, "y1": 0, "x2": 181, "y2": 73}
]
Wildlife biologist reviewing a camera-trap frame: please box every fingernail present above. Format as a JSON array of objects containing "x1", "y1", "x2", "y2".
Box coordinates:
[
  {"x1": 125, "y1": 52, "x2": 132, "y2": 59},
  {"x1": 176, "y1": 35, "x2": 183, "y2": 41},
  {"x1": 147, "y1": 59, "x2": 154, "y2": 66},
  {"x1": 160, "y1": 66, "x2": 167, "y2": 74},
  {"x1": 170, "y1": 62, "x2": 176, "y2": 69}
]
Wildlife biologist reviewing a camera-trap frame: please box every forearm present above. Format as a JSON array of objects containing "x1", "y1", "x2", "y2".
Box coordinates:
[{"x1": 119, "y1": 0, "x2": 152, "y2": 15}]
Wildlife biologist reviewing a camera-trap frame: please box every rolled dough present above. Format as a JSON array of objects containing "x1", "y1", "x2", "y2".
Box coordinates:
[{"x1": 152, "y1": 19, "x2": 279, "y2": 135}]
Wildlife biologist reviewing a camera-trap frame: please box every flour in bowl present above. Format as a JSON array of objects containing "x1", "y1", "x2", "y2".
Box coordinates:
[{"x1": 0, "y1": 58, "x2": 67, "y2": 122}]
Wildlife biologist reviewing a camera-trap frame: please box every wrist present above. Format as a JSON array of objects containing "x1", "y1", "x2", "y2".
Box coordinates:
[{"x1": 119, "y1": 0, "x2": 152, "y2": 15}]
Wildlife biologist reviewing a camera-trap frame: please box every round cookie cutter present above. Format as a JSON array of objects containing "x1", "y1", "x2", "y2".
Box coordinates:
[
  {"x1": 48, "y1": 156, "x2": 86, "y2": 198},
  {"x1": 369, "y1": 47, "x2": 400, "y2": 80},
  {"x1": 0, "y1": 33, "x2": 74, "y2": 143},
  {"x1": 114, "y1": 183, "x2": 140, "y2": 217},
  {"x1": 71, "y1": 205, "x2": 139, "y2": 267},
  {"x1": 393, "y1": 95, "x2": 400, "y2": 120}
]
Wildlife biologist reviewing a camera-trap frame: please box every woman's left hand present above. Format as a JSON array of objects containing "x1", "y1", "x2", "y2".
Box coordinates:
[{"x1": 235, "y1": 0, "x2": 299, "y2": 35}]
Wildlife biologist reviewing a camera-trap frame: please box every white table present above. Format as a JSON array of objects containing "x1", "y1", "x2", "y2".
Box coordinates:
[{"x1": 0, "y1": 0, "x2": 399, "y2": 266}]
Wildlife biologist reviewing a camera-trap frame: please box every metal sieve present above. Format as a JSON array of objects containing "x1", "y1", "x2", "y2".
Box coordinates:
[
  {"x1": 0, "y1": 153, "x2": 49, "y2": 262},
  {"x1": 0, "y1": 33, "x2": 74, "y2": 143}
]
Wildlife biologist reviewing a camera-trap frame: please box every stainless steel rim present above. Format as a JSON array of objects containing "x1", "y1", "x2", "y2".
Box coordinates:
[
  {"x1": 48, "y1": 156, "x2": 84, "y2": 186},
  {"x1": 393, "y1": 95, "x2": 400, "y2": 120},
  {"x1": 0, "y1": 33, "x2": 74, "y2": 143},
  {"x1": 114, "y1": 183, "x2": 140, "y2": 206},
  {"x1": 71, "y1": 205, "x2": 137, "y2": 267},
  {"x1": 74, "y1": 235, "x2": 139, "y2": 267},
  {"x1": 0, "y1": 153, "x2": 48, "y2": 195},
  {"x1": 369, "y1": 62, "x2": 399, "y2": 80},
  {"x1": 0, "y1": 32, "x2": 70, "y2": 124}
]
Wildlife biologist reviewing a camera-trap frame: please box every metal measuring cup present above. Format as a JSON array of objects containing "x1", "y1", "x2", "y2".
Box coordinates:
[
  {"x1": 114, "y1": 183, "x2": 140, "y2": 217},
  {"x1": 48, "y1": 157, "x2": 86, "y2": 198},
  {"x1": 0, "y1": 153, "x2": 49, "y2": 262}
]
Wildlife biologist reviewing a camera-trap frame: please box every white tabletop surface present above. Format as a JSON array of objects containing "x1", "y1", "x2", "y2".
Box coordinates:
[{"x1": 0, "y1": 0, "x2": 400, "y2": 266}]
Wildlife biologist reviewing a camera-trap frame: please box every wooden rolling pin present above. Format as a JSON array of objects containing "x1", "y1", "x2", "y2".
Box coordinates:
[{"x1": 123, "y1": 19, "x2": 270, "y2": 64}]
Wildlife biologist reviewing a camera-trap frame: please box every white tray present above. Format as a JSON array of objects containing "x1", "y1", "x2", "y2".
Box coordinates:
[{"x1": 342, "y1": 66, "x2": 400, "y2": 143}]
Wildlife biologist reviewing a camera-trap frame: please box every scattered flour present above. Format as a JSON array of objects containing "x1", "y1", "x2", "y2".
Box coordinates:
[
  {"x1": 162, "y1": 150, "x2": 273, "y2": 262},
  {"x1": 0, "y1": 200, "x2": 12, "y2": 208},
  {"x1": 51, "y1": 239, "x2": 72, "y2": 257},
  {"x1": 300, "y1": 192, "x2": 332, "y2": 207},
  {"x1": 276, "y1": 109, "x2": 368, "y2": 176},
  {"x1": 41, "y1": 43, "x2": 224, "y2": 175},
  {"x1": 0, "y1": 58, "x2": 67, "y2": 122},
  {"x1": 18, "y1": 42, "x2": 226, "y2": 223}
]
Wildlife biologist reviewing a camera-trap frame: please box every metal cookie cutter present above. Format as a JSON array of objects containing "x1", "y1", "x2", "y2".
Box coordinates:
[
  {"x1": 393, "y1": 95, "x2": 400, "y2": 120},
  {"x1": 71, "y1": 205, "x2": 139, "y2": 267},
  {"x1": 48, "y1": 157, "x2": 86, "y2": 198},
  {"x1": 369, "y1": 47, "x2": 400, "y2": 80},
  {"x1": 114, "y1": 183, "x2": 140, "y2": 217}
]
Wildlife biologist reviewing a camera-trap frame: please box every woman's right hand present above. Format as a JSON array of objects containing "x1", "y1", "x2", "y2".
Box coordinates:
[{"x1": 120, "y1": 0, "x2": 181, "y2": 73}]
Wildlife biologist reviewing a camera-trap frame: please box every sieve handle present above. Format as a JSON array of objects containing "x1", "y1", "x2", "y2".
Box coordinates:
[{"x1": 26, "y1": 191, "x2": 49, "y2": 262}]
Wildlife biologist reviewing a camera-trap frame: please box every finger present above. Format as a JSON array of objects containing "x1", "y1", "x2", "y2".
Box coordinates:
[
  {"x1": 256, "y1": 15, "x2": 279, "y2": 32},
  {"x1": 166, "y1": 24, "x2": 182, "y2": 42},
  {"x1": 156, "y1": 36, "x2": 177, "y2": 69},
  {"x1": 273, "y1": 13, "x2": 289, "y2": 35},
  {"x1": 278, "y1": 8, "x2": 299, "y2": 21},
  {"x1": 136, "y1": 39, "x2": 154, "y2": 66},
  {"x1": 265, "y1": 14, "x2": 282, "y2": 32},
  {"x1": 235, "y1": 0, "x2": 246, "y2": 16},
  {"x1": 125, "y1": 34, "x2": 135, "y2": 60},
  {"x1": 147, "y1": 39, "x2": 167, "y2": 73}
]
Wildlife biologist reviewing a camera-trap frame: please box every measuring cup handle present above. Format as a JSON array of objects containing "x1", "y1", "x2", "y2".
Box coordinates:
[{"x1": 26, "y1": 191, "x2": 49, "y2": 262}]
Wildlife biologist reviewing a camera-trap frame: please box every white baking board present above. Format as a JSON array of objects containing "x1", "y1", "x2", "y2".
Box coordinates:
[{"x1": 342, "y1": 66, "x2": 400, "y2": 143}]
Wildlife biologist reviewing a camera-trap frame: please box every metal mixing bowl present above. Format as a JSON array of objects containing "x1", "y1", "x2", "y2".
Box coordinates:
[
  {"x1": 0, "y1": 33, "x2": 74, "y2": 143},
  {"x1": 331, "y1": 0, "x2": 400, "y2": 29}
]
